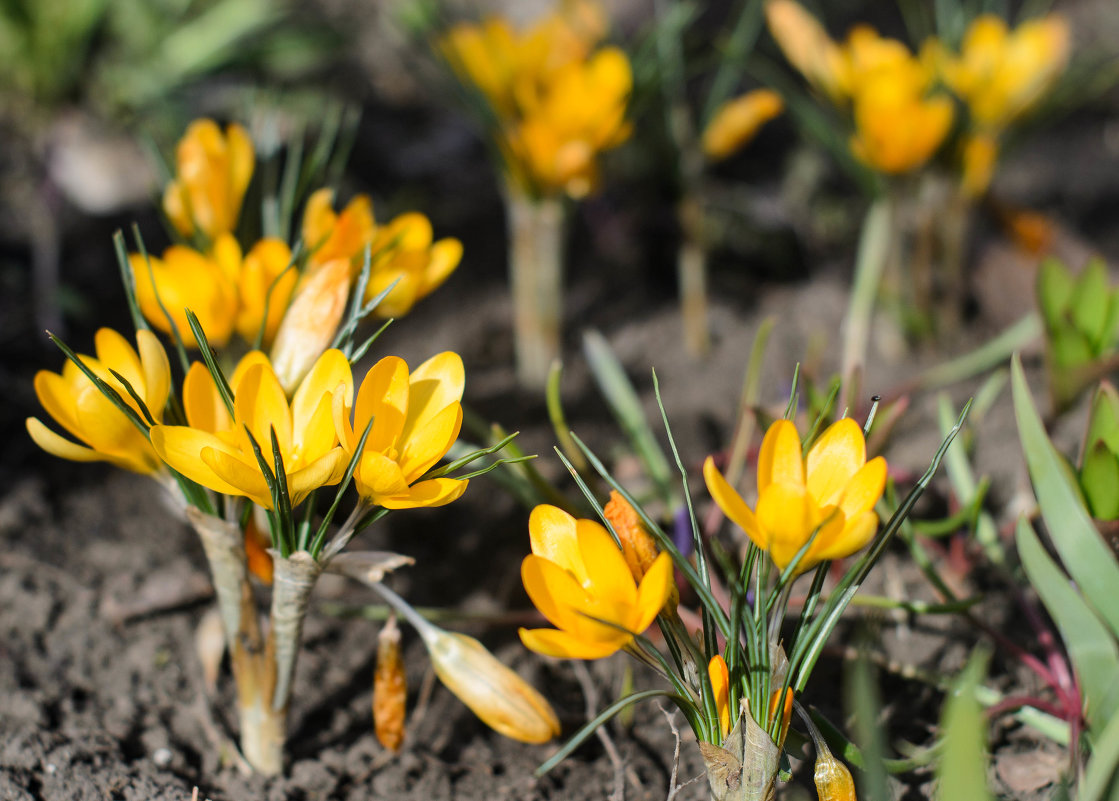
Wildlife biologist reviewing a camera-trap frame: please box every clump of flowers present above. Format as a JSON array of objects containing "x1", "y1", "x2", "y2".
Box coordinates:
[
  {"x1": 27, "y1": 117, "x2": 552, "y2": 774},
  {"x1": 520, "y1": 383, "x2": 965, "y2": 800},
  {"x1": 439, "y1": 1, "x2": 631, "y2": 387}
]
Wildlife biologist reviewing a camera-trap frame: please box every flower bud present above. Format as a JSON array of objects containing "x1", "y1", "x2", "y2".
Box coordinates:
[
  {"x1": 270, "y1": 258, "x2": 350, "y2": 394},
  {"x1": 424, "y1": 628, "x2": 560, "y2": 743},
  {"x1": 374, "y1": 615, "x2": 407, "y2": 752},
  {"x1": 603, "y1": 490, "x2": 658, "y2": 582}
]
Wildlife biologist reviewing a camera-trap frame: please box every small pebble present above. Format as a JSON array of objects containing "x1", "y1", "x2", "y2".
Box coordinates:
[
  {"x1": 45, "y1": 764, "x2": 57, "y2": 775},
  {"x1": 153, "y1": 748, "x2": 173, "y2": 768}
]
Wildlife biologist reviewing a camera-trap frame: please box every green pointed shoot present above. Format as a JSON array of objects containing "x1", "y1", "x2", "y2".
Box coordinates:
[
  {"x1": 1081, "y1": 442, "x2": 1119, "y2": 520},
  {"x1": 1016, "y1": 518, "x2": 1119, "y2": 729},
  {"x1": 1070, "y1": 258, "x2": 1111, "y2": 351},
  {"x1": 1080, "y1": 711, "x2": 1119, "y2": 801},
  {"x1": 935, "y1": 648, "x2": 995, "y2": 801},
  {"x1": 1012, "y1": 355, "x2": 1119, "y2": 639}
]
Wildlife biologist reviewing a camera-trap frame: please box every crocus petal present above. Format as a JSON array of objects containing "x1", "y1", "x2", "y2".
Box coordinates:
[
  {"x1": 838, "y1": 456, "x2": 887, "y2": 519},
  {"x1": 291, "y1": 349, "x2": 352, "y2": 434},
  {"x1": 397, "y1": 402, "x2": 462, "y2": 482},
  {"x1": 234, "y1": 363, "x2": 293, "y2": 459},
  {"x1": 518, "y1": 626, "x2": 627, "y2": 660},
  {"x1": 577, "y1": 520, "x2": 638, "y2": 607},
  {"x1": 288, "y1": 449, "x2": 347, "y2": 506},
  {"x1": 806, "y1": 418, "x2": 865, "y2": 507},
  {"x1": 34, "y1": 370, "x2": 82, "y2": 440},
  {"x1": 296, "y1": 392, "x2": 343, "y2": 468},
  {"x1": 356, "y1": 449, "x2": 411, "y2": 500},
  {"x1": 703, "y1": 456, "x2": 764, "y2": 549},
  {"x1": 150, "y1": 425, "x2": 246, "y2": 497},
  {"x1": 632, "y1": 551, "x2": 673, "y2": 632},
  {"x1": 136, "y1": 329, "x2": 171, "y2": 416},
  {"x1": 353, "y1": 356, "x2": 409, "y2": 453},
  {"x1": 816, "y1": 509, "x2": 878, "y2": 562},
  {"x1": 758, "y1": 420, "x2": 805, "y2": 493},
  {"x1": 201, "y1": 446, "x2": 272, "y2": 507},
  {"x1": 422, "y1": 239, "x2": 463, "y2": 294},
  {"x1": 183, "y1": 362, "x2": 230, "y2": 433},
  {"x1": 380, "y1": 477, "x2": 468, "y2": 510},
  {"x1": 528, "y1": 504, "x2": 587, "y2": 581},
  {"x1": 94, "y1": 328, "x2": 144, "y2": 391},
  {"x1": 400, "y1": 352, "x2": 465, "y2": 443},
  {"x1": 521, "y1": 554, "x2": 591, "y2": 632},
  {"x1": 27, "y1": 418, "x2": 116, "y2": 465},
  {"x1": 755, "y1": 482, "x2": 814, "y2": 571}
]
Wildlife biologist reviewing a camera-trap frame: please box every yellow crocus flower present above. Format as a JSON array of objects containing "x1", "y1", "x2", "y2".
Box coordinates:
[
  {"x1": 702, "y1": 89, "x2": 784, "y2": 162},
  {"x1": 365, "y1": 212, "x2": 463, "y2": 318},
  {"x1": 708, "y1": 655, "x2": 731, "y2": 739},
  {"x1": 935, "y1": 14, "x2": 1069, "y2": 131},
  {"x1": 704, "y1": 418, "x2": 887, "y2": 574},
  {"x1": 960, "y1": 132, "x2": 999, "y2": 197},
  {"x1": 150, "y1": 349, "x2": 353, "y2": 508},
  {"x1": 336, "y1": 352, "x2": 468, "y2": 509},
  {"x1": 162, "y1": 119, "x2": 254, "y2": 242},
  {"x1": 519, "y1": 504, "x2": 674, "y2": 659},
  {"x1": 27, "y1": 328, "x2": 170, "y2": 475}
]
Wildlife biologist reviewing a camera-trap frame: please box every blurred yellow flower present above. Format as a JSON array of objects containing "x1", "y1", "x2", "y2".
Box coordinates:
[
  {"x1": 767, "y1": 4, "x2": 953, "y2": 175},
  {"x1": 702, "y1": 89, "x2": 784, "y2": 162},
  {"x1": 508, "y1": 46, "x2": 632, "y2": 197},
  {"x1": 130, "y1": 235, "x2": 295, "y2": 350},
  {"x1": 519, "y1": 504, "x2": 673, "y2": 659},
  {"x1": 302, "y1": 188, "x2": 376, "y2": 271},
  {"x1": 27, "y1": 328, "x2": 171, "y2": 475},
  {"x1": 848, "y1": 74, "x2": 954, "y2": 174},
  {"x1": 930, "y1": 14, "x2": 1069, "y2": 131},
  {"x1": 704, "y1": 418, "x2": 887, "y2": 574},
  {"x1": 130, "y1": 236, "x2": 239, "y2": 348},
  {"x1": 442, "y1": 2, "x2": 631, "y2": 199},
  {"x1": 425, "y1": 627, "x2": 560, "y2": 743},
  {"x1": 365, "y1": 213, "x2": 463, "y2": 318},
  {"x1": 336, "y1": 352, "x2": 468, "y2": 509},
  {"x1": 708, "y1": 655, "x2": 731, "y2": 739},
  {"x1": 151, "y1": 349, "x2": 353, "y2": 508},
  {"x1": 163, "y1": 119, "x2": 254, "y2": 242},
  {"x1": 764, "y1": 0, "x2": 847, "y2": 102}
]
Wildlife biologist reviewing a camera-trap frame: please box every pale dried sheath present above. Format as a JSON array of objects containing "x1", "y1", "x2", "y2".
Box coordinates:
[{"x1": 373, "y1": 615, "x2": 407, "y2": 752}]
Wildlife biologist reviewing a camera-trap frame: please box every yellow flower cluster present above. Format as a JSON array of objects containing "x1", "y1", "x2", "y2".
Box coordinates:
[
  {"x1": 766, "y1": 0, "x2": 953, "y2": 175},
  {"x1": 766, "y1": 1, "x2": 1069, "y2": 188},
  {"x1": 924, "y1": 14, "x2": 1069, "y2": 195},
  {"x1": 28, "y1": 329, "x2": 469, "y2": 513},
  {"x1": 134, "y1": 120, "x2": 461, "y2": 354},
  {"x1": 442, "y1": 1, "x2": 631, "y2": 199}
]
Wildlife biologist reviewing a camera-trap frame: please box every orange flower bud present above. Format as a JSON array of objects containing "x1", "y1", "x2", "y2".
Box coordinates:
[
  {"x1": 269, "y1": 258, "x2": 351, "y2": 394},
  {"x1": 603, "y1": 490, "x2": 659, "y2": 582},
  {"x1": 374, "y1": 616, "x2": 407, "y2": 752}
]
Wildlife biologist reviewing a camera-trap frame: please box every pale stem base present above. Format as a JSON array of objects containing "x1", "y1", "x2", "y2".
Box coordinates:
[{"x1": 506, "y1": 191, "x2": 565, "y2": 389}]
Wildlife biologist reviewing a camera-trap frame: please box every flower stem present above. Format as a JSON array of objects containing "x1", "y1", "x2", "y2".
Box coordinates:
[{"x1": 505, "y1": 189, "x2": 565, "y2": 389}]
